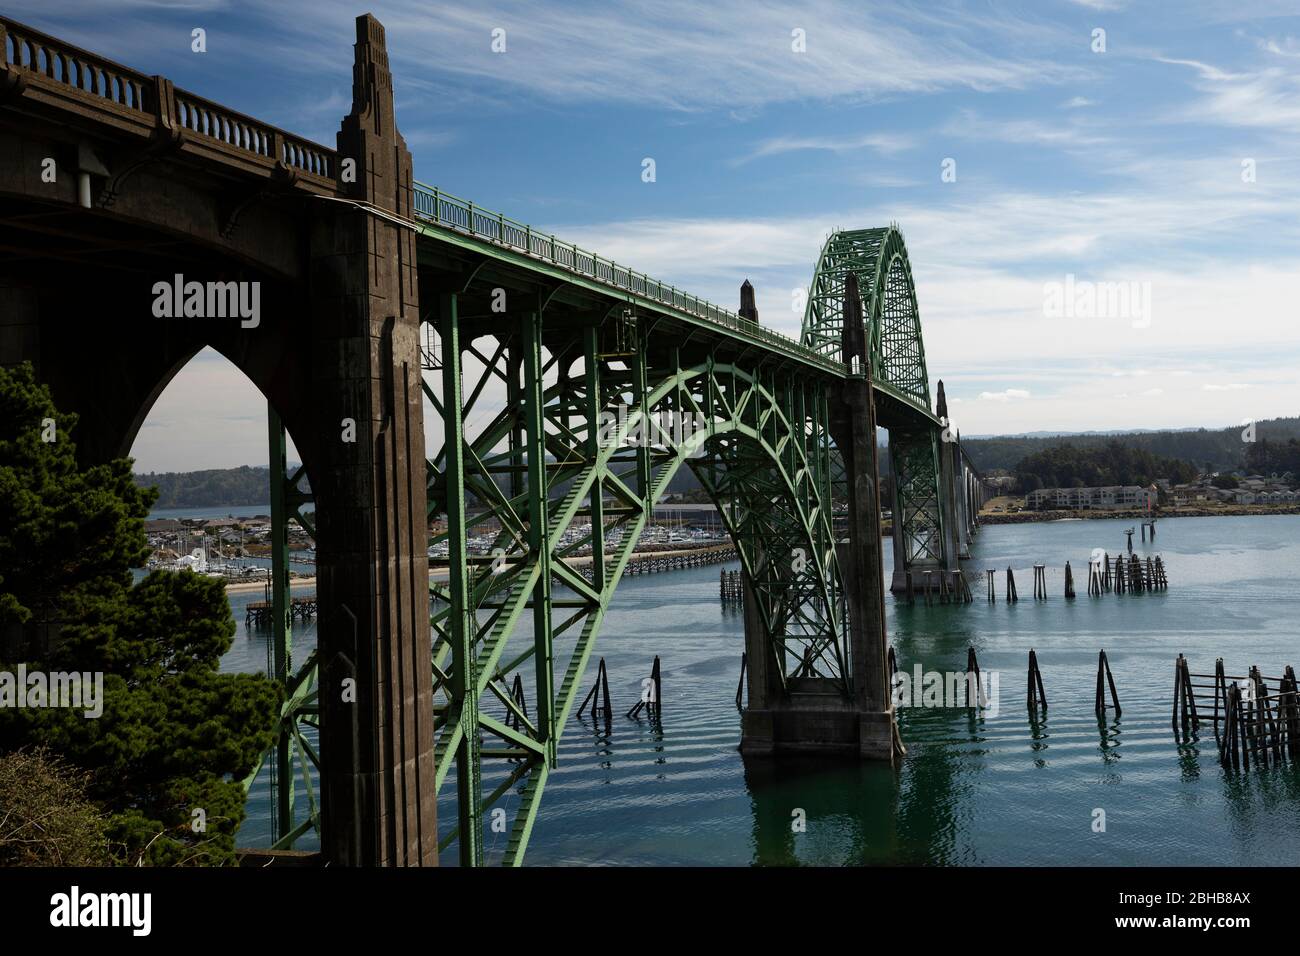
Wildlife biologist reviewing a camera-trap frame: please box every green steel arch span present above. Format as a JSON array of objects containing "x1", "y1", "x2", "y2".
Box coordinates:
[
  {"x1": 802, "y1": 227, "x2": 957, "y2": 588},
  {"x1": 420, "y1": 306, "x2": 859, "y2": 864},
  {"x1": 802, "y1": 226, "x2": 931, "y2": 416}
]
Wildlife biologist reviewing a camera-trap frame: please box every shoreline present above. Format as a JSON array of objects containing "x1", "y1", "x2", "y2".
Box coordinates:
[
  {"x1": 978, "y1": 505, "x2": 1300, "y2": 526},
  {"x1": 224, "y1": 542, "x2": 738, "y2": 593}
]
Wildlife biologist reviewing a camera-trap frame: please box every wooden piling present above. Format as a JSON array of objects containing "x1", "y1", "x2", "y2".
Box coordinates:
[
  {"x1": 1095, "y1": 649, "x2": 1121, "y2": 717},
  {"x1": 986, "y1": 568, "x2": 995, "y2": 602},
  {"x1": 578, "y1": 656, "x2": 613, "y2": 728},
  {"x1": 1064, "y1": 561, "x2": 1075, "y2": 599},
  {"x1": 1006, "y1": 566, "x2": 1018, "y2": 603},
  {"x1": 735, "y1": 652, "x2": 747, "y2": 710},
  {"x1": 966, "y1": 645, "x2": 983, "y2": 708},
  {"x1": 507, "y1": 673, "x2": 529, "y2": 733},
  {"x1": 1027, "y1": 648, "x2": 1047, "y2": 712},
  {"x1": 625, "y1": 656, "x2": 662, "y2": 720},
  {"x1": 1172, "y1": 654, "x2": 1198, "y2": 735}
]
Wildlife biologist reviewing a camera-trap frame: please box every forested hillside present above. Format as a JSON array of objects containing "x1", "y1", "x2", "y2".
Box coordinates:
[
  {"x1": 135, "y1": 465, "x2": 270, "y2": 509},
  {"x1": 963, "y1": 417, "x2": 1300, "y2": 476},
  {"x1": 1014, "y1": 441, "x2": 1198, "y2": 490}
]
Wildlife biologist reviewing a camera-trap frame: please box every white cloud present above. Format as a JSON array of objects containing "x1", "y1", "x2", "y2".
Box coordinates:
[{"x1": 978, "y1": 389, "x2": 1032, "y2": 401}]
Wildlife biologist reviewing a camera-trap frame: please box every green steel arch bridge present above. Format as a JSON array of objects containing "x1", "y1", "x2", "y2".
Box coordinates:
[{"x1": 0, "y1": 13, "x2": 990, "y2": 866}]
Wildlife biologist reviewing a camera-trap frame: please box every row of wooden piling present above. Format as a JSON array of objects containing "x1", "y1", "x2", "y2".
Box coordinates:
[
  {"x1": 976, "y1": 556, "x2": 1170, "y2": 603},
  {"x1": 1086, "y1": 553, "x2": 1168, "y2": 595},
  {"x1": 720, "y1": 569, "x2": 744, "y2": 606},
  {"x1": 1173, "y1": 655, "x2": 1300, "y2": 771},
  {"x1": 902, "y1": 569, "x2": 974, "y2": 605},
  {"x1": 888, "y1": 643, "x2": 1122, "y2": 717},
  {"x1": 575, "y1": 655, "x2": 664, "y2": 729},
  {"x1": 615, "y1": 546, "x2": 738, "y2": 579},
  {"x1": 245, "y1": 595, "x2": 317, "y2": 627}
]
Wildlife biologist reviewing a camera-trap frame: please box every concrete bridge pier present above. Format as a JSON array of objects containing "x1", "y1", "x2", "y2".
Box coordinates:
[
  {"x1": 934, "y1": 381, "x2": 964, "y2": 570},
  {"x1": 309, "y1": 15, "x2": 438, "y2": 867},
  {"x1": 741, "y1": 273, "x2": 901, "y2": 762}
]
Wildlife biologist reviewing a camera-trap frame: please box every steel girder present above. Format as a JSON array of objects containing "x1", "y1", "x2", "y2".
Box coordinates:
[{"x1": 423, "y1": 301, "x2": 849, "y2": 865}]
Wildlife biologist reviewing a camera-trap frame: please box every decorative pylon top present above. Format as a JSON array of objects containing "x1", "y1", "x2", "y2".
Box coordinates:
[
  {"x1": 739, "y1": 279, "x2": 759, "y2": 323},
  {"x1": 337, "y1": 14, "x2": 410, "y2": 210},
  {"x1": 841, "y1": 272, "x2": 869, "y2": 377},
  {"x1": 346, "y1": 14, "x2": 395, "y2": 136},
  {"x1": 936, "y1": 379, "x2": 948, "y2": 419}
]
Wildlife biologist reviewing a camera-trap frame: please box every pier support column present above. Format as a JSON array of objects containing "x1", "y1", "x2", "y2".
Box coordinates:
[
  {"x1": 742, "y1": 273, "x2": 901, "y2": 762},
  {"x1": 310, "y1": 14, "x2": 437, "y2": 866},
  {"x1": 834, "y1": 274, "x2": 902, "y2": 761},
  {"x1": 935, "y1": 381, "x2": 963, "y2": 570}
]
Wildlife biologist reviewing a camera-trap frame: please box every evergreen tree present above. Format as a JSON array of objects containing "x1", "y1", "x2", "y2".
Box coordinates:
[{"x1": 0, "y1": 363, "x2": 280, "y2": 865}]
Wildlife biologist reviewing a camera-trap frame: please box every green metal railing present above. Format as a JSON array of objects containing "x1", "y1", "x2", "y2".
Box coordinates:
[{"x1": 412, "y1": 181, "x2": 846, "y2": 375}]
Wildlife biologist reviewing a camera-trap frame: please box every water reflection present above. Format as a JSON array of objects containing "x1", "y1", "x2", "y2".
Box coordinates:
[{"x1": 743, "y1": 755, "x2": 902, "y2": 866}]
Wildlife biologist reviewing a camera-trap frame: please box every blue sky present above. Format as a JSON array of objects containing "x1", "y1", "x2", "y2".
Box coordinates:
[{"x1": 14, "y1": 0, "x2": 1300, "y2": 470}]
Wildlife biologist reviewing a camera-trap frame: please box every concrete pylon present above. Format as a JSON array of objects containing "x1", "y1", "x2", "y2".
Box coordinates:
[
  {"x1": 837, "y1": 274, "x2": 902, "y2": 759},
  {"x1": 311, "y1": 14, "x2": 438, "y2": 866},
  {"x1": 741, "y1": 272, "x2": 901, "y2": 761},
  {"x1": 934, "y1": 381, "x2": 962, "y2": 572},
  {"x1": 953, "y1": 428, "x2": 971, "y2": 558},
  {"x1": 739, "y1": 278, "x2": 760, "y2": 323}
]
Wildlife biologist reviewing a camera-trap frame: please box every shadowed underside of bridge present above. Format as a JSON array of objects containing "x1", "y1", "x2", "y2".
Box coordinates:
[{"x1": 0, "y1": 13, "x2": 989, "y2": 865}]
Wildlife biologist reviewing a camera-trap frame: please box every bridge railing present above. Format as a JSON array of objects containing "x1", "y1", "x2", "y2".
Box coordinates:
[
  {"x1": 412, "y1": 181, "x2": 847, "y2": 374},
  {"x1": 2, "y1": 18, "x2": 153, "y2": 115},
  {"x1": 1, "y1": 17, "x2": 336, "y2": 183}
]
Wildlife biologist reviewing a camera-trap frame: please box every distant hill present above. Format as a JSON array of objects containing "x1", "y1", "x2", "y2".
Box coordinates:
[
  {"x1": 963, "y1": 417, "x2": 1300, "y2": 476},
  {"x1": 135, "y1": 415, "x2": 1300, "y2": 507},
  {"x1": 135, "y1": 465, "x2": 270, "y2": 509}
]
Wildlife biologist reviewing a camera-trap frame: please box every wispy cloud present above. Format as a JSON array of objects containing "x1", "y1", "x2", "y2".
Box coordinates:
[
  {"x1": 14, "y1": 0, "x2": 1084, "y2": 111},
  {"x1": 1157, "y1": 55, "x2": 1300, "y2": 133},
  {"x1": 942, "y1": 108, "x2": 1111, "y2": 147}
]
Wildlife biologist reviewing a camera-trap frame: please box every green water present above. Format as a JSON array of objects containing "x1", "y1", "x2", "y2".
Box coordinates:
[{"x1": 226, "y1": 514, "x2": 1300, "y2": 865}]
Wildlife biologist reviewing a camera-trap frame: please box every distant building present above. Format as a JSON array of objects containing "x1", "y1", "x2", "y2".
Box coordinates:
[{"x1": 1025, "y1": 485, "x2": 1156, "y2": 511}]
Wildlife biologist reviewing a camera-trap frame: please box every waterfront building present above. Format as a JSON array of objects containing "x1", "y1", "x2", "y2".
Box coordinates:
[{"x1": 1025, "y1": 484, "x2": 1157, "y2": 511}]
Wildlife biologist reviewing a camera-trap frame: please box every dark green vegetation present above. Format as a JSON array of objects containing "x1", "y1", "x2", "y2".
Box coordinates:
[
  {"x1": 0, "y1": 364, "x2": 280, "y2": 866},
  {"x1": 135, "y1": 464, "x2": 270, "y2": 509},
  {"x1": 1246, "y1": 437, "x2": 1300, "y2": 484},
  {"x1": 1013, "y1": 440, "x2": 1200, "y2": 491},
  {"x1": 963, "y1": 417, "x2": 1300, "y2": 477},
  {"x1": 0, "y1": 748, "x2": 114, "y2": 866}
]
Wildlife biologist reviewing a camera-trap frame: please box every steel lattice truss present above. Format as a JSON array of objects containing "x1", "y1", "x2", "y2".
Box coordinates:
[
  {"x1": 801, "y1": 227, "x2": 946, "y2": 571},
  {"x1": 240, "y1": 412, "x2": 322, "y2": 851},
  {"x1": 422, "y1": 307, "x2": 848, "y2": 865},
  {"x1": 800, "y1": 227, "x2": 931, "y2": 408},
  {"x1": 888, "y1": 425, "x2": 945, "y2": 566}
]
